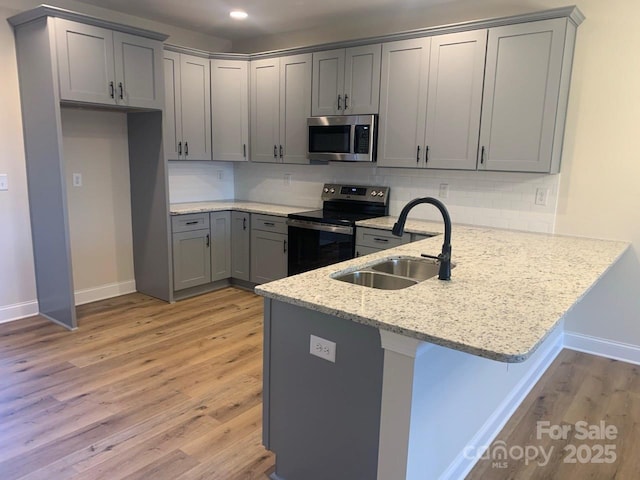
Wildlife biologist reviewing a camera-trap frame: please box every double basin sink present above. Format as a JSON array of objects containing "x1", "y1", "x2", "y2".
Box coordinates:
[{"x1": 332, "y1": 256, "x2": 454, "y2": 290}]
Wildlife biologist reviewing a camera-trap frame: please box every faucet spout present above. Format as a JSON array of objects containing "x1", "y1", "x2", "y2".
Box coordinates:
[{"x1": 392, "y1": 197, "x2": 452, "y2": 280}]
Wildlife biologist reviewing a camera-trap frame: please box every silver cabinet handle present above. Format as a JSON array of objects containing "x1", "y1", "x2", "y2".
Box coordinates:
[
  {"x1": 118, "y1": 82, "x2": 124, "y2": 100},
  {"x1": 273, "y1": 145, "x2": 277, "y2": 158},
  {"x1": 206, "y1": 234, "x2": 210, "y2": 247},
  {"x1": 109, "y1": 81, "x2": 115, "y2": 99},
  {"x1": 185, "y1": 142, "x2": 189, "y2": 156},
  {"x1": 243, "y1": 144, "x2": 247, "y2": 158},
  {"x1": 480, "y1": 146, "x2": 486, "y2": 165},
  {"x1": 416, "y1": 146, "x2": 421, "y2": 163},
  {"x1": 344, "y1": 94, "x2": 349, "y2": 110},
  {"x1": 337, "y1": 94, "x2": 342, "y2": 110},
  {"x1": 279, "y1": 145, "x2": 283, "y2": 158},
  {"x1": 178, "y1": 141, "x2": 182, "y2": 156},
  {"x1": 425, "y1": 145, "x2": 430, "y2": 164}
]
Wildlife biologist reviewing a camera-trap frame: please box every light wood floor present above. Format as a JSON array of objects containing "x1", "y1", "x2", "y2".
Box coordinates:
[
  {"x1": 0, "y1": 288, "x2": 274, "y2": 480},
  {"x1": 2, "y1": 288, "x2": 638, "y2": 479}
]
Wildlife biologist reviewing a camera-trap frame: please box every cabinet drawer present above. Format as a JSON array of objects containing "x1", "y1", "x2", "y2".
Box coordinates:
[
  {"x1": 356, "y1": 228, "x2": 410, "y2": 249},
  {"x1": 171, "y1": 213, "x2": 210, "y2": 233},
  {"x1": 252, "y1": 214, "x2": 288, "y2": 234}
]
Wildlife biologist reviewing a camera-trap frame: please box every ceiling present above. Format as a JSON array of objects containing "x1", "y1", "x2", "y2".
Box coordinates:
[{"x1": 73, "y1": 0, "x2": 457, "y2": 41}]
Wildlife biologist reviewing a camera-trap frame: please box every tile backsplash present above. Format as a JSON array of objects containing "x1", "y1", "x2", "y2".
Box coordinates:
[
  {"x1": 168, "y1": 161, "x2": 234, "y2": 203},
  {"x1": 233, "y1": 162, "x2": 559, "y2": 233}
]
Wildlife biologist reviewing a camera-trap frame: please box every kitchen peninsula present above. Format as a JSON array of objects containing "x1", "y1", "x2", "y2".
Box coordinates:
[{"x1": 256, "y1": 220, "x2": 628, "y2": 480}]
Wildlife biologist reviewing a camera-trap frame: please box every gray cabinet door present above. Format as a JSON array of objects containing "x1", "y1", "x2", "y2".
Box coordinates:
[
  {"x1": 113, "y1": 32, "x2": 163, "y2": 109},
  {"x1": 172, "y1": 229, "x2": 211, "y2": 291},
  {"x1": 231, "y1": 211, "x2": 251, "y2": 281},
  {"x1": 250, "y1": 58, "x2": 280, "y2": 163},
  {"x1": 179, "y1": 54, "x2": 211, "y2": 160},
  {"x1": 163, "y1": 51, "x2": 182, "y2": 160},
  {"x1": 210, "y1": 211, "x2": 231, "y2": 282},
  {"x1": 250, "y1": 230, "x2": 288, "y2": 284},
  {"x1": 344, "y1": 44, "x2": 381, "y2": 115},
  {"x1": 377, "y1": 38, "x2": 431, "y2": 168},
  {"x1": 425, "y1": 30, "x2": 486, "y2": 170},
  {"x1": 479, "y1": 19, "x2": 566, "y2": 173},
  {"x1": 56, "y1": 19, "x2": 115, "y2": 105},
  {"x1": 311, "y1": 49, "x2": 345, "y2": 116},
  {"x1": 280, "y1": 54, "x2": 312, "y2": 164},
  {"x1": 211, "y1": 59, "x2": 249, "y2": 162}
]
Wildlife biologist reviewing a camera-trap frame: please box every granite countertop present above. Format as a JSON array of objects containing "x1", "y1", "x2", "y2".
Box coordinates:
[
  {"x1": 170, "y1": 200, "x2": 309, "y2": 217},
  {"x1": 255, "y1": 219, "x2": 629, "y2": 362},
  {"x1": 356, "y1": 216, "x2": 442, "y2": 236}
]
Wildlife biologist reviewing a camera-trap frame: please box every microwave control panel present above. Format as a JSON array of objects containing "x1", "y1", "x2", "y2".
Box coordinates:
[{"x1": 354, "y1": 125, "x2": 371, "y2": 154}]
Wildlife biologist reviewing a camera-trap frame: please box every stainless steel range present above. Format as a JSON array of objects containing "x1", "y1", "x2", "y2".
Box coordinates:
[{"x1": 287, "y1": 184, "x2": 390, "y2": 275}]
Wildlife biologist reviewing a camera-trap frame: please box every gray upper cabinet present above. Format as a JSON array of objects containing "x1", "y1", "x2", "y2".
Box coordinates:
[
  {"x1": 163, "y1": 51, "x2": 211, "y2": 161},
  {"x1": 231, "y1": 211, "x2": 251, "y2": 281},
  {"x1": 56, "y1": 18, "x2": 162, "y2": 109},
  {"x1": 312, "y1": 45, "x2": 381, "y2": 116},
  {"x1": 378, "y1": 31, "x2": 486, "y2": 170},
  {"x1": 378, "y1": 38, "x2": 431, "y2": 168},
  {"x1": 479, "y1": 19, "x2": 574, "y2": 173},
  {"x1": 210, "y1": 211, "x2": 231, "y2": 282},
  {"x1": 211, "y1": 59, "x2": 249, "y2": 162},
  {"x1": 250, "y1": 54, "x2": 312, "y2": 164},
  {"x1": 424, "y1": 30, "x2": 486, "y2": 170}
]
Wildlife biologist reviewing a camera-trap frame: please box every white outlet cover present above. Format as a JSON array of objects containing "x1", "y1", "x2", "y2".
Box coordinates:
[
  {"x1": 439, "y1": 183, "x2": 449, "y2": 199},
  {"x1": 309, "y1": 334, "x2": 336, "y2": 363},
  {"x1": 72, "y1": 173, "x2": 82, "y2": 187},
  {"x1": 0, "y1": 174, "x2": 8, "y2": 191}
]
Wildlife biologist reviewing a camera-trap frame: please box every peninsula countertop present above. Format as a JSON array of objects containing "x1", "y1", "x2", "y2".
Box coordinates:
[
  {"x1": 255, "y1": 218, "x2": 629, "y2": 362},
  {"x1": 170, "y1": 200, "x2": 308, "y2": 217}
]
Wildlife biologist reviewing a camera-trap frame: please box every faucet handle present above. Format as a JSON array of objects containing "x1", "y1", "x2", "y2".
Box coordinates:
[{"x1": 421, "y1": 253, "x2": 441, "y2": 261}]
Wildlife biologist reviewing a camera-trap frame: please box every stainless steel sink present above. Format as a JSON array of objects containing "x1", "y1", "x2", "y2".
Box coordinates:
[
  {"x1": 370, "y1": 257, "x2": 453, "y2": 281},
  {"x1": 333, "y1": 271, "x2": 418, "y2": 290}
]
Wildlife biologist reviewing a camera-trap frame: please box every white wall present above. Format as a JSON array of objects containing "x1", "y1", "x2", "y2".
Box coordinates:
[
  {"x1": 62, "y1": 108, "x2": 135, "y2": 303},
  {"x1": 0, "y1": 6, "x2": 37, "y2": 322},
  {"x1": 234, "y1": 163, "x2": 559, "y2": 233},
  {"x1": 168, "y1": 161, "x2": 235, "y2": 203}
]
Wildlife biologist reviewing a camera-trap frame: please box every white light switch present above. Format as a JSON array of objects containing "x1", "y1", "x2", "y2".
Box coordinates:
[
  {"x1": 0, "y1": 174, "x2": 8, "y2": 191},
  {"x1": 284, "y1": 173, "x2": 292, "y2": 186},
  {"x1": 72, "y1": 173, "x2": 82, "y2": 187}
]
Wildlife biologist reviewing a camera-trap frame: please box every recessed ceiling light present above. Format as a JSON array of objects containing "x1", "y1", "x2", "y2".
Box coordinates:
[{"x1": 230, "y1": 10, "x2": 248, "y2": 20}]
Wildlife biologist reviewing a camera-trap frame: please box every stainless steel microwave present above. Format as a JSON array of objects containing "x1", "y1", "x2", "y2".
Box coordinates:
[{"x1": 307, "y1": 115, "x2": 377, "y2": 162}]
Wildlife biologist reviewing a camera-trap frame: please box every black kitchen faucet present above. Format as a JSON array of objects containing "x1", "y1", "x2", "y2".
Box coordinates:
[{"x1": 392, "y1": 197, "x2": 452, "y2": 280}]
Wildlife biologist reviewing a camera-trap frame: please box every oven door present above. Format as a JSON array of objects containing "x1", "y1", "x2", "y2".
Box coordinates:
[{"x1": 287, "y1": 219, "x2": 355, "y2": 276}]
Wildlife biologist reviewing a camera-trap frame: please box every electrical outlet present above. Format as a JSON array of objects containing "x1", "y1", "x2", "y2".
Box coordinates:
[
  {"x1": 535, "y1": 187, "x2": 548, "y2": 206},
  {"x1": 216, "y1": 170, "x2": 224, "y2": 180},
  {"x1": 438, "y1": 183, "x2": 449, "y2": 199},
  {"x1": 284, "y1": 173, "x2": 292, "y2": 186},
  {"x1": 0, "y1": 174, "x2": 8, "y2": 191},
  {"x1": 72, "y1": 173, "x2": 82, "y2": 187},
  {"x1": 309, "y1": 334, "x2": 336, "y2": 363}
]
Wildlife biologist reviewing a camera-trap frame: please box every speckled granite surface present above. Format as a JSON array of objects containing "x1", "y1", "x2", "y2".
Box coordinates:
[
  {"x1": 256, "y1": 221, "x2": 629, "y2": 363},
  {"x1": 356, "y1": 216, "x2": 442, "y2": 236},
  {"x1": 170, "y1": 201, "x2": 308, "y2": 217}
]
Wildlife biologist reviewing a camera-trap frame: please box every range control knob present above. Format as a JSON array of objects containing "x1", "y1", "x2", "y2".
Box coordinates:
[
  {"x1": 323, "y1": 187, "x2": 329, "y2": 193},
  {"x1": 370, "y1": 190, "x2": 377, "y2": 196},
  {"x1": 330, "y1": 188, "x2": 335, "y2": 194},
  {"x1": 377, "y1": 191, "x2": 385, "y2": 197}
]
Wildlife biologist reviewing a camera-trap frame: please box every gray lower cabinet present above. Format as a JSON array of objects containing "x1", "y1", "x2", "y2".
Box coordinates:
[
  {"x1": 210, "y1": 211, "x2": 231, "y2": 281},
  {"x1": 355, "y1": 227, "x2": 431, "y2": 257},
  {"x1": 231, "y1": 211, "x2": 251, "y2": 281},
  {"x1": 172, "y1": 213, "x2": 212, "y2": 291},
  {"x1": 251, "y1": 215, "x2": 288, "y2": 284}
]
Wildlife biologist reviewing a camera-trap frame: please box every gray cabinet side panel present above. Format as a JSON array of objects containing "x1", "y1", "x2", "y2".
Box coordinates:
[
  {"x1": 128, "y1": 111, "x2": 172, "y2": 302},
  {"x1": 262, "y1": 297, "x2": 272, "y2": 448},
  {"x1": 15, "y1": 19, "x2": 77, "y2": 329},
  {"x1": 267, "y1": 300, "x2": 384, "y2": 480}
]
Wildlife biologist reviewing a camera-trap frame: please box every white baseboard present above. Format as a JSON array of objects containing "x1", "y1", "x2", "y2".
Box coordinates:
[
  {"x1": 564, "y1": 331, "x2": 640, "y2": 366},
  {"x1": 0, "y1": 300, "x2": 39, "y2": 324},
  {"x1": 441, "y1": 327, "x2": 564, "y2": 480},
  {"x1": 74, "y1": 280, "x2": 136, "y2": 306}
]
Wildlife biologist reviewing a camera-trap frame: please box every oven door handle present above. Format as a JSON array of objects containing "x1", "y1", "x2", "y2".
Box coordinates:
[{"x1": 286, "y1": 219, "x2": 354, "y2": 235}]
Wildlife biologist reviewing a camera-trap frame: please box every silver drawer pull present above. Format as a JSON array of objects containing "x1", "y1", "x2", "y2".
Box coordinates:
[{"x1": 373, "y1": 237, "x2": 389, "y2": 243}]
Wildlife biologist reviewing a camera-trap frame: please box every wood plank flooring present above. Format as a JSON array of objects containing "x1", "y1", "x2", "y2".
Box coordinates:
[
  {"x1": 468, "y1": 349, "x2": 640, "y2": 479},
  {"x1": 0, "y1": 288, "x2": 274, "y2": 480},
  {"x1": 2, "y1": 288, "x2": 638, "y2": 479}
]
